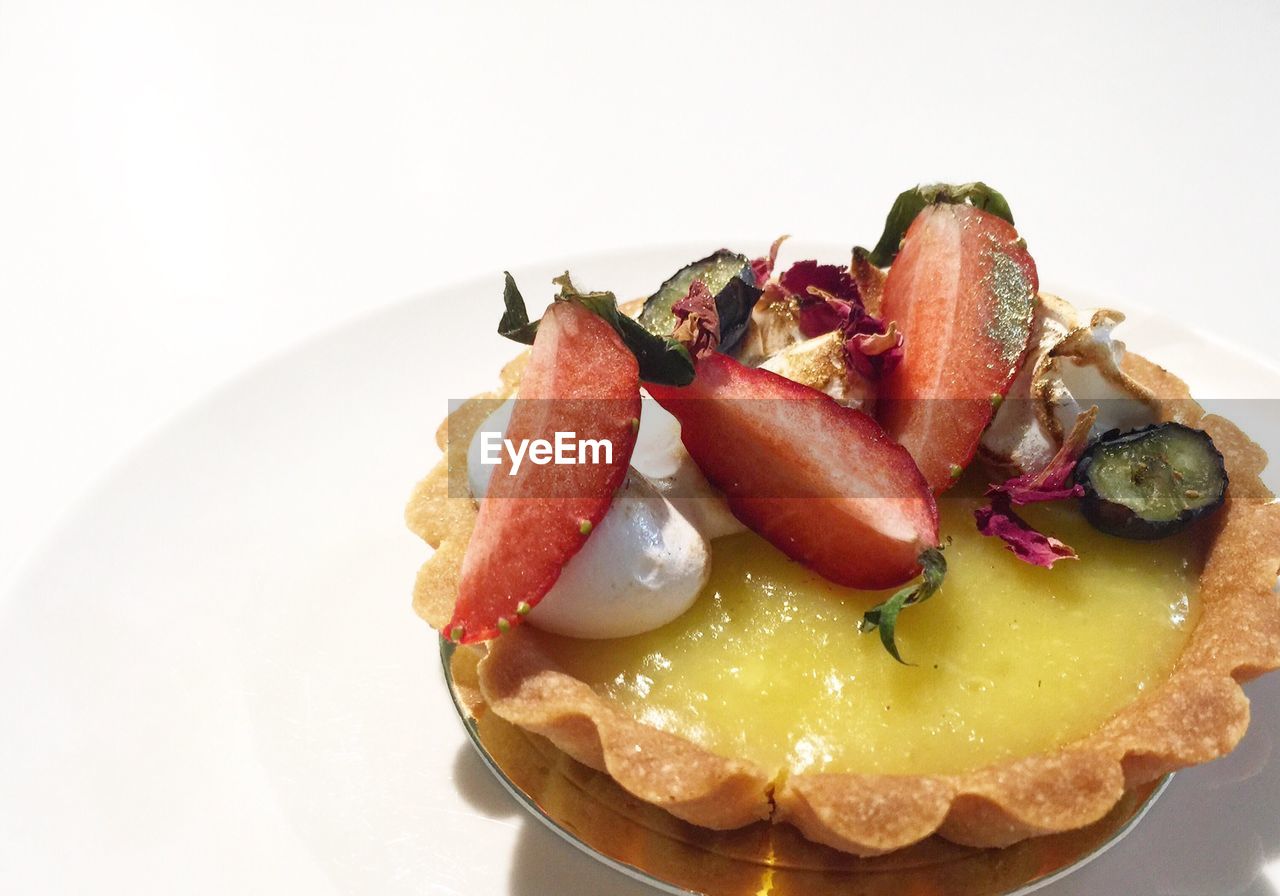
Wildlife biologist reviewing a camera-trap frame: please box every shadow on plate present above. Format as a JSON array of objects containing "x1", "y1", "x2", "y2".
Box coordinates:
[{"x1": 452, "y1": 742, "x2": 658, "y2": 896}]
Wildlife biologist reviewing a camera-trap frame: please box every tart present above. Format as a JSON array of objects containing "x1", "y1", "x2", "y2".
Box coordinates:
[{"x1": 407, "y1": 185, "x2": 1280, "y2": 858}]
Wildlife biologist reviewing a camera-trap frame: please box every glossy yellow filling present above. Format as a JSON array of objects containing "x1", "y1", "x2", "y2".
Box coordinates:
[{"x1": 538, "y1": 490, "x2": 1202, "y2": 776}]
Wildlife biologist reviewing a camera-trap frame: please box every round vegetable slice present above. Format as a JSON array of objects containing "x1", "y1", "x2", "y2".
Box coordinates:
[{"x1": 1074, "y1": 423, "x2": 1228, "y2": 540}]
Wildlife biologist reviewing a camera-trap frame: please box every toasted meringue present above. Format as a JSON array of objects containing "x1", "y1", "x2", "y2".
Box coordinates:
[{"x1": 981, "y1": 293, "x2": 1160, "y2": 475}]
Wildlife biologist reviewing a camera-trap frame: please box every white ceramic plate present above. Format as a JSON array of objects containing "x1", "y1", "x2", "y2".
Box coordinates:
[{"x1": 1, "y1": 243, "x2": 1277, "y2": 895}]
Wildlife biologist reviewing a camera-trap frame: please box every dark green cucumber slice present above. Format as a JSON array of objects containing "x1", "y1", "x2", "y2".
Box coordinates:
[
  {"x1": 1074, "y1": 423, "x2": 1228, "y2": 540},
  {"x1": 637, "y1": 251, "x2": 762, "y2": 353}
]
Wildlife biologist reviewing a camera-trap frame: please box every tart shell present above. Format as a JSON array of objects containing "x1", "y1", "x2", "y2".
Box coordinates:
[{"x1": 407, "y1": 339, "x2": 1280, "y2": 856}]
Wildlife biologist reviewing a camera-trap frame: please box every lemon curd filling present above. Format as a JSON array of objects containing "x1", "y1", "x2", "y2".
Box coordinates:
[{"x1": 538, "y1": 491, "x2": 1203, "y2": 777}]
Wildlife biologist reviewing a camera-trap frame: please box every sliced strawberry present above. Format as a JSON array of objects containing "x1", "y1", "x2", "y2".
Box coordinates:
[
  {"x1": 877, "y1": 203, "x2": 1038, "y2": 493},
  {"x1": 646, "y1": 353, "x2": 937, "y2": 590},
  {"x1": 448, "y1": 301, "x2": 640, "y2": 643}
]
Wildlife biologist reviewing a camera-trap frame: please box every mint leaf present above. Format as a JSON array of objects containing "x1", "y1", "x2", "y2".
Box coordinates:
[{"x1": 869, "y1": 182, "x2": 1015, "y2": 267}]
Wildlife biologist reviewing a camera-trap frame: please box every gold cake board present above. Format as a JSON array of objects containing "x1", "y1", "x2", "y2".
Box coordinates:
[{"x1": 443, "y1": 640, "x2": 1166, "y2": 896}]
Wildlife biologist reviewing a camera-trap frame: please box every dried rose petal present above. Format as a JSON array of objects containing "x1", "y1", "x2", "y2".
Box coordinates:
[
  {"x1": 975, "y1": 497, "x2": 1078, "y2": 567},
  {"x1": 750, "y1": 234, "x2": 789, "y2": 285},
  {"x1": 974, "y1": 408, "x2": 1099, "y2": 566},
  {"x1": 780, "y1": 261, "x2": 861, "y2": 338},
  {"x1": 671, "y1": 279, "x2": 720, "y2": 358},
  {"x1": 997, "y1": 407, "x2": 1098, "y2": 504},
  {"x1": 770, "y1": 258, "x2": 903, "y2": 381},
  {"x1": 846, "y1": 318, "x2": 903, "y2": 379}
]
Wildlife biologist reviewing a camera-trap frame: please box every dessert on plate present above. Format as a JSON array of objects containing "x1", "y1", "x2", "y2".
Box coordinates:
[{"x1": 407, "y1": 183, "x2": 1280, "y2": 857}]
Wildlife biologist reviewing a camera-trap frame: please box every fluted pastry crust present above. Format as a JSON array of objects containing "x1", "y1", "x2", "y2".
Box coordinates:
[{"x1": 408, "y1": 338, "x2": 1280, "y2": 855}]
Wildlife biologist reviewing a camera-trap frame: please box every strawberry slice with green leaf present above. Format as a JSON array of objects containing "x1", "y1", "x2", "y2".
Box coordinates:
[
  {"x1": 447, "y1": 300, "x2": 640, "y2": 644},
  {"x1": 646, "y1": 353, "x2": 938, "y2": 591},
  {"x1": 877, "y1": 202, "x2": 1038, "y2": 493},
  {"x1": 647, "y1": 353, "x2": 944, "y2": 661}
]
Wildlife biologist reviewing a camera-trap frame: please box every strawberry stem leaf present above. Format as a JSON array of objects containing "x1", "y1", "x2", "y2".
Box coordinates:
[
  {"x1": 869, "y1": 183, "x2": 1015, "y2": 267},
  {"x1": 498, "y1": 272, "x2": 541, "y2": 344},
  {"x1": 858, "y1": 547, "x2": 947, "y2": 664},
  {"x1": 497, "y1": 272, "x2": 695, "y2": 386}
]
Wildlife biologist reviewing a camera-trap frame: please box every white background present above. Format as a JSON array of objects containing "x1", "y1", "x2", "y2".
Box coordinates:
[
  {"x1": 1, "y1": 2, "x2": 1278, "y2": 892},
  {"x1": 3, "y1": 0, "x2": 1278, "y2": 590}
]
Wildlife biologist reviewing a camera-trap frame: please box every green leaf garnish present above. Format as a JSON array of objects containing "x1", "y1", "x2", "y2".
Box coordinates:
[
  {"x1": 498, "y1": 272, "x2": 541, "y2": 344},
  {"x1": 497, "y1": 272, "x2": 696, "y2": 386},
  {"x1": 868, "y1": 183, "x2": 1015, "y2": 267},
  {"x1": 858, "y1": 547, "x2": 947, "y2": 664}
]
